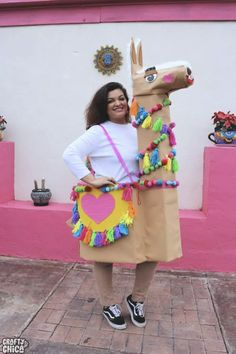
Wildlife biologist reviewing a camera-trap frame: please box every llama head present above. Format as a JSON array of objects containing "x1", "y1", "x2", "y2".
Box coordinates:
[{"x1": 130, "y1": 38, "x2": 194, "y2": 96}]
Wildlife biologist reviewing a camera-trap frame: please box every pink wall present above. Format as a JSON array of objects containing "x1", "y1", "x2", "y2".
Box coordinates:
[
  {"x1": 1, "y1": 143, "x2": 236, "y2": 272},
  {"x1": 1, "y1": 1, "x2": 236, "y2": 26},
  {"x1": 0, "y1": 142, "x2": 14, "y2": 202}
]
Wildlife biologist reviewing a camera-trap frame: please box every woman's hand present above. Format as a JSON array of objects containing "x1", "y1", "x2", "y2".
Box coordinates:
[{"x1": 81, "y1": 174, "x2": 116, "y2": 188}]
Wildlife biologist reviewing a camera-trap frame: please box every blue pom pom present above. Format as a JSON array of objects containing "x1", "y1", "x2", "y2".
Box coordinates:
[{"x1": 157, "y1": 179, "x2": 163, "y2": 186}]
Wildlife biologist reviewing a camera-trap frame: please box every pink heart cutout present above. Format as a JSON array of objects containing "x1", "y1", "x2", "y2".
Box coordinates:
[
  {"x1": 163, "y1": 74, "x2": 174, "y2": 83},
  {"x1": 81, "y1": 193, "x2": 115, "y2": 224}
]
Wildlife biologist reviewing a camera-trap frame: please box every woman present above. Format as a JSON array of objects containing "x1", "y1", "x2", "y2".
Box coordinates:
[{"x1": 63, "y1": 82, "x2": 157, "y2": 330}]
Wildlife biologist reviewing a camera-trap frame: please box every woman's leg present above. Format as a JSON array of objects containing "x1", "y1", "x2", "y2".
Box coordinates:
[
  {"x1": 93, "y1": 262, "x2": 113, "y2": 306},
  {"x1": 93, "y1": 262, "x2": 127, "y2": 330},
  {"x1": 132, "y1": 261, "x2": 157, "y2": 302},
  {"x1": 126, "y1": 261, "x2": 157, "y2": 327}
]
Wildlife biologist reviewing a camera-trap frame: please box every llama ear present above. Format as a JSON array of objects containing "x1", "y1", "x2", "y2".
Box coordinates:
[
  {"x1": 137, "y1": 41, "x2": 143, "y2": 67},
  {"x1": 130, "y1": 38, "x2": 143, "y2": 75}
]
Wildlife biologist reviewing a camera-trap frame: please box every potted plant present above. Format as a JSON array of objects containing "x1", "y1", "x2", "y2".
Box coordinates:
[
  {"x1": 0, "y1": 115, "x2": 7, "y2": 141},
  {"x1": 31, "y1": 178, "x2": 52, "y2": 206},
  {"x1": 208, "y1": 111, "x2": 236, "y2": 145}
]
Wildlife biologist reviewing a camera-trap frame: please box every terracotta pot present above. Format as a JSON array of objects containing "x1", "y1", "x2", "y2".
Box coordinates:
[
  {"x1": 208, "y1": 130, "x2": 236, "y2": 145},
  {"x1": 31, "y1": 189, "x2": 52, "y2": 206}
]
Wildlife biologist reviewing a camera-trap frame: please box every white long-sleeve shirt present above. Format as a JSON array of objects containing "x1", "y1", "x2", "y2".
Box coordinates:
[{"x1": 63, "y1": 121, "x2": 139, "y2": 183}]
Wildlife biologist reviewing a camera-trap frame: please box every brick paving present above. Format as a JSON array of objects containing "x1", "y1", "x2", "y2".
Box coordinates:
[{"x1": 21, "y1": 266, "x2": 229, "y2": 354}]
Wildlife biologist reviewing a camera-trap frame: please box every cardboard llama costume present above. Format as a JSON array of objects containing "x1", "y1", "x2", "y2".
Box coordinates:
[{"x1": 71, "y1": 39, "x2": 194, "y2": 263}]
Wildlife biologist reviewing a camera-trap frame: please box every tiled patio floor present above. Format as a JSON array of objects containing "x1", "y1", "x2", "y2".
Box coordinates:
[{"x1": 0, "y1": 257, "x2": 235, "y2": 354}]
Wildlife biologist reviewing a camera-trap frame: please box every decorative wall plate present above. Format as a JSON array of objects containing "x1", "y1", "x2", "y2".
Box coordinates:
[{"x1": 94, "y1": 45, "x2": 123, "y2": 75}]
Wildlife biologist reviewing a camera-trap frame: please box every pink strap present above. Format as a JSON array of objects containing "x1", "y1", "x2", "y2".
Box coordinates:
[{"x1": 100, "y1": 124, "x2": 134, "y2": 183}]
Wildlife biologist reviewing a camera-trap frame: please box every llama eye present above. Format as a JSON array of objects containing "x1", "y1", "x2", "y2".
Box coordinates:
[{"x1": 145, "y1": 73, "x2": 157, "y2": 83}]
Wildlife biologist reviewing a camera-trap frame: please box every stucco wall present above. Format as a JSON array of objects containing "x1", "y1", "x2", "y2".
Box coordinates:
[{"x1": 1, "y1": 21, "x2": 235, "y2": 208}]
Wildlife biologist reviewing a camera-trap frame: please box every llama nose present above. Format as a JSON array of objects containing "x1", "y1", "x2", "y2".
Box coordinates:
[{"x1": 187, "y1": 67, "x2": 192, "y2": 75}]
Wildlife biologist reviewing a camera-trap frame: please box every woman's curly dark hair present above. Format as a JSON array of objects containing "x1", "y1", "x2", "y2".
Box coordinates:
[{"x1": 85, "y1": 82, "x2": 130, "y2": 129}]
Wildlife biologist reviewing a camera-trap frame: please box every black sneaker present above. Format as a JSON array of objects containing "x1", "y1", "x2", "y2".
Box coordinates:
[
  {"x1": 125, "y1": 294, "x2": 146, "y2": 327},
  {"x1": 103, "y1": 304, "x2": 127, "y2": 330}
]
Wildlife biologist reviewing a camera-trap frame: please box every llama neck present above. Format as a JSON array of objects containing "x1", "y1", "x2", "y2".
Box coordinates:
[
  {"x1": 135, "y1": 93, "x2": 168, "y2": 110},
  {"x1": 135, "y1": 92, "x2": 173, "y2": 182}
]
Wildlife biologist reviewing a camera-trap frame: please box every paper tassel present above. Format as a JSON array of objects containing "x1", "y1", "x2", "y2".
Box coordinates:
[
  {"x1": 72, "y1": 203, "x2": 79, "y2": 224},
  {"x1": 106, "y1": 228, "x2": 115, "y2": 243},
  {"x1": 172, "y1": 157, "x2": 179, "y2": 172},
  {"x1": 114, "y1": 225, "x2": 121, "y2": 240},
  {"x1": 143, "y1": 152, "x2": 151, "y2": 170},
  {"x1": 94, "y1": 232, "x2": 103, "y2": 247},
  {"x1": 165, "y1": 157, "x2": 172, "y2": 171},
  {"x1": 150, "y1": 148, "x2": 159, "y2": 165},
  {"x1": 83, "y1": 228, "x2": 92, "y2": 244},
  {"x1": 89, "y1": 231, "x2": 97, "y2": 247},
  {"x1": 130, "y1": 98, "x2": 139, "y2": 116},
  {"x1": 78, "y1": 226, "x2": 87, "y2": 241},
  {"x1": 73, "y1": 223, "x2": 83, "y2": 238},
  {"x1": 119, "y1": 223, "x2": 129, "y2": 236},
  {"x1": 141, "y1": 114, "x2": 152, "y2": 128},
  {"x1": 70, "y1": 189, "x2": 78, "y2": 201},
  {"x1": 101, "y1": 232, "x2": 107, "y2": 245},
  {"x1": 128, "y1": 203, "x2": 136, "y2": 218},
  {"x1": 152, "y1": 117, "x2": 163, "y2": 132},
  {"x1": 121, "y1": 211, "x2": 133, "y2": 226},
  {"x1": 122, "y1": 186, "x2": 133, "y2": 201}
]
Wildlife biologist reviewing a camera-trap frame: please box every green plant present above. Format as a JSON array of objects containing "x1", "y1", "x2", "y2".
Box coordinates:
[{"x1": 0, "y1": 116, "x2": 7, "y2": 131}]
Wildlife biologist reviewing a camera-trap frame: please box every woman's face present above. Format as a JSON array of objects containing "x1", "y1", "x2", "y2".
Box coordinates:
[{"x1": 107, "y1": 89, "x2": 128, "y2": 124}]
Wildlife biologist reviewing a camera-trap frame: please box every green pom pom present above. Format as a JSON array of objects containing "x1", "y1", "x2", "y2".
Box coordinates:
[
  {"x1": 144, "y1": 168, "x2": 150, "y2": 174},
  {"x1": 163, "y1": 98, "x2": 171, "y2": 106},
  {"x1": 160, "y1": 133, "x2": 167, "y2": 141},
  {"x1": 150, "y1": 166, "x2": 155, "y2": 171},
  {"x1": 140, "y1": 181, "x2": 145, "y2": 185},
  {"x1": 158, "y1": 161, "x2": 162, "y2": 167},
  {"x1": 153, "y1": 139, "x2": 159, "y2": 144}
]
